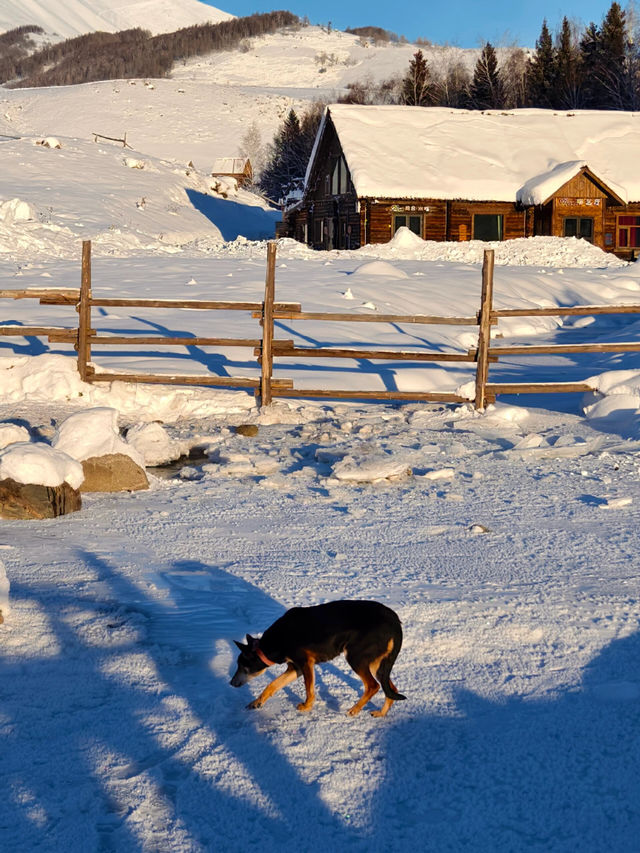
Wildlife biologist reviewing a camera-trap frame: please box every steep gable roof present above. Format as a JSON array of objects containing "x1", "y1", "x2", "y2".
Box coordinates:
[{"x1": 307, "y1": 106, "x2": 640, "y2": 203}]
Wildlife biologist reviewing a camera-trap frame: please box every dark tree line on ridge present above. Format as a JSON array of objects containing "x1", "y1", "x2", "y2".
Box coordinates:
[
  {"x1": 393, "y1": 2, "x2": 640, "y2": 110},
  {"x1": 0, "y1": 11, "x2": 298, "y2": 87}
]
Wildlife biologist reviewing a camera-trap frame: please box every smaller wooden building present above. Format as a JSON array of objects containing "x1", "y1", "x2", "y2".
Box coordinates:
[
  {"x1": 285, "y1": 106, "x2": 640, "y2": 260},
  {"x1": 212, "y1": 157, "x2": 253, "y2": 187}
]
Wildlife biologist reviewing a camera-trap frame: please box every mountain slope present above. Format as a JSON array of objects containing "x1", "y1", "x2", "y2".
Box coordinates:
[{"x1": 0, "y1": 0, "x2": 233, "y2": 38}]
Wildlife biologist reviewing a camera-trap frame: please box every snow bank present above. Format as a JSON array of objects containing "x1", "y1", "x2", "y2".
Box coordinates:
[
  {"x1": 53, "y1": 408, "x2": 144, "y2": 465},
  {"x1": 0, "y1": 198, "x2": 35, "y2": 224},
  {"x1": 351, "y1": 260, "x2": 409, "y2": 279},
  {"x1": 0, "y1": 355, "x2": 254, "y2": 422},
  {"x1": 357, "y1": 234, "x2": 628, "y2": 268},
  {"x1": 0, "y1": 442, "x2": 84, "y2": 488}
]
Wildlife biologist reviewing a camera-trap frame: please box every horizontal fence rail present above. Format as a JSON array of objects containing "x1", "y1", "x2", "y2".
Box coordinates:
[{"x1": 2, "y1": 241, "x2": 640, "y2": 409}]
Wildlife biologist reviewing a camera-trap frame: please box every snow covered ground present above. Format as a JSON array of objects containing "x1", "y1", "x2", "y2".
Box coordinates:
[
  {"x1": 3, "y1": 235, "x2": 640, "y2": 852},
  {"x1": 2, "y1": 16, "x2": 640, "y2": 851}
]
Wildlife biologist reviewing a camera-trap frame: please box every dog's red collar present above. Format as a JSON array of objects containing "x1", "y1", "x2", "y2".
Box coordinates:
[{"x1": 256, "y1": 646, "x2": 276, "y2": 667}]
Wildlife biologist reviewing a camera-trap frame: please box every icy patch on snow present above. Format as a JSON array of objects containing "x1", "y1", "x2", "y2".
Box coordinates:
[{"x1": 0, "y1": 442, "x2": 84, "y2": 488}]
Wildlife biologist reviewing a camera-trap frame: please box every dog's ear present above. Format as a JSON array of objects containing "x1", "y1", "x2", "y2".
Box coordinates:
[{"x1": 234, "y1": 640, "x2": 247, "y2": 651}]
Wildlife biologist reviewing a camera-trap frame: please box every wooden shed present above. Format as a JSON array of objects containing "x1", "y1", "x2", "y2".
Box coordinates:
[
  {"x1": 286, "y1": 106, "x2": 640, "y2": 260},
  {"x1": 211, "y1": 157, "x2": 253, "y2": 187}
]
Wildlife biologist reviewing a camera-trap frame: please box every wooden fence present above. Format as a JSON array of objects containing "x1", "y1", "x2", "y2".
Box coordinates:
[{"x1": 2, "y1": 240, "x2": 640, "y2": 410}]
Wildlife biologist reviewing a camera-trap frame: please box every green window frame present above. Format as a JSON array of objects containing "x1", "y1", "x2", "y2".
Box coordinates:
[{"x1": 473, "y1": 214, "x2": 503, "y2": 241}]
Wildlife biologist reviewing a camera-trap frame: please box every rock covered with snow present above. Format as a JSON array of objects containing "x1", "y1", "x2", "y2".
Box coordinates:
[
  {"x1": 53, "y1": 408, "x2": 144, "y2": 466},
  {"x1": 331, "y1": 453, "x2": 411, "y2": 483},
  {"x1": 0, "y1": 423, "x2": 30, "y2": 449},
  {"x1": 0, "y1": 442, "x2": 84, "y2": 488}
]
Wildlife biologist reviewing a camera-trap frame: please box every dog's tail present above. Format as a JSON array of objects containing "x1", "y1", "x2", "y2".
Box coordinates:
[{"x1": 377, "y1": 635, "x2": 406, "y2": 701}]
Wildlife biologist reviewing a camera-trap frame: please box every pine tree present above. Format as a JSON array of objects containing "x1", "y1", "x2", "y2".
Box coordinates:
[
  {"x1": 258, "y1": 105, "x2": 324, "y2": 204},
  {"x1": 259, "y1": 109, "x2": 306, "y2": 204},
  {"x1": 579, "y1": 21, "x2": 602, "y2": 106},
  {"x1": 527, "y1": 20, "x2": 556, "y2": 107},
  {"x1": 401, "y1": 50, "x2": 434, "y2": 106},
  {"x1": 469, "y1": 42, "x2": 504, "y2": 109},
  {"x1": 581, "y1": 3, "x2": 631, "y2": 108},
  {"x1": 554, "y1": 17, "x2": 582, "y2": 108},
  {"x1": 597, "y1": 1, "x2": 629, "y2": 107}
]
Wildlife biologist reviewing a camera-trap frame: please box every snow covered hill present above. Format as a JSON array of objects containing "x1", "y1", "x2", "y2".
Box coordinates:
[{"x1": 0, "y1": 0, "x2": 233, "y2": 38}]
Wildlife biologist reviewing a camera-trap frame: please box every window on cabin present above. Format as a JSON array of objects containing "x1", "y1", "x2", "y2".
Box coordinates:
[
  {"x1": 564, "y1": 217, "x2": 593, "y2": 242},
  {"x1": 393, "y1": 214, "x2": 423, "y2": 237},
  {"x1": 473, "y1": 214, "x2": 503, "y2": 241},
  {"x1": 617, "y1": 215, "x2": 640, "y2": 248},
  {"x1": 330, "y1": 157, "x2": 349, "y2": 195}
]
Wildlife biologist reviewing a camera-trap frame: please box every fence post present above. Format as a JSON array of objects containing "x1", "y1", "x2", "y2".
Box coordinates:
[
  {"x1": 260, "y1": 241, "x2": 277, "y2": 407},
  {"x1": 77, "y1": 240, "x2": 92, "y2": 382},
  {"x1": 475, "y1": 248, "x2": 494, "y2": 411}
]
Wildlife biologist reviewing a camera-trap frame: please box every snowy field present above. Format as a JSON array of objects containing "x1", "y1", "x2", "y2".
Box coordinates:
[
  {"x1": 2, "y1": 14, "x2": 640, "y2": 848},
  {"x1": 3, "y1": 235, "x2": 640, "y2": 852}
]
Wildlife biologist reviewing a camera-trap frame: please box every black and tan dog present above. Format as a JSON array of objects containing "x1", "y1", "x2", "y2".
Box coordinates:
[{"x1": 230, "y1": 600, "x2": 405, "y2": 717}]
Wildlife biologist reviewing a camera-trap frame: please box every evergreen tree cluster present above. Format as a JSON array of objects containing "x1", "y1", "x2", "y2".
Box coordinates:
[
  {"x1": 0, "y1": 11, "x2": 299, "y2": 87},
  {"x1": 259, "y1": 103, "x2": 324, "y2": 204},
  {"x1": 396, "y1": 2, "x2": 640, "y2": 110}
]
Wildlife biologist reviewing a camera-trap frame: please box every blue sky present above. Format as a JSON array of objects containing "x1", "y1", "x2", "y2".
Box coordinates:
[{"x1": 202, "y1": 1, "x2": 619, "y2": 47}]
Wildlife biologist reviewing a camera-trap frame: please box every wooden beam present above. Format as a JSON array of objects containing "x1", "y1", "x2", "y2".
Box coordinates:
[
  {"x1": 77, "y1": 241, "x2": 92, "y2": 381},
  {"x1": 88, "y1": 371, "x2": 293, "y2": 390},
  {"x1": 260, "y1": 310, "x2": 479, "y2": 325},
  {"x1": 475, "y1": 249, "x2": 495, "y2": 410},
  {"x1": 260, "y1": 241, "x2": 277, "y2": 406},
  {"x1": 273, "y1": 389, "x2": 470, "y2": 403},
  {"x1": 0, "y1": 288, "x2": 80, "y2": 303},
  {"x1": 268, "y1": 344, "x2": 476, "y2": 362},
  {"x1": 88, "y1": 297, "x2": 301, "y2": 312},
  {"x1": 486, "y1": 382, "x2": 592, "y2": 395},
  {"x1": 494, "y1": 304, "x2": 640, "y2": 318},
  {"x1": 82, "y1": 335, "x2": 265, "y2": 347},
  {"x1": 490, "y1": 342, "x2": 640, "y2": 356},
  {"x1": 0, "y1": 326, "x2": 71, "y2": 337}
]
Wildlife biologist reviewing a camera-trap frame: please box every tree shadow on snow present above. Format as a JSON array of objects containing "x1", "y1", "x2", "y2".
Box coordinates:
[
  {"x1": 366, "y1": 628, "x2": 640, "y2": 852},
  {"x1": 186, "y1": 189, "x2": 280, "y2": 242},
  {"x1": 0, "y1": 549, "x2": 367, "y2": 851}
]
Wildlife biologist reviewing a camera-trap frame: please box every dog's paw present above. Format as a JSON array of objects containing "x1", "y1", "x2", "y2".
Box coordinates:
[
  {"x1": 347, "y1": 706, "x2": 362, "y2": 716},
  {"x1": 246, "y1": 699, "x2": 262, "y2": 710},
  {"x1": 296, "y1": 702, "x2": 313, "y2": 712}
]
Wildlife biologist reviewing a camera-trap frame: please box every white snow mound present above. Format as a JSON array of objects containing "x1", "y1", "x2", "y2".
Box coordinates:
[
  {"x1": 54, "y1": 408, "x2": 144, "y2": 466},
  {"x1": 0, "y1": 442, "x2": 84, "y2": 488}
]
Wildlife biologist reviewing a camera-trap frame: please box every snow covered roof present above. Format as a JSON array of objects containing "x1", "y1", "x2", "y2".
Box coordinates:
[
  {"x1": 212, "y1": 158, "x2": 251, "y2": 175},
  {"x1": 311, "y1": 106, "x2": 640, "y2": 204}
]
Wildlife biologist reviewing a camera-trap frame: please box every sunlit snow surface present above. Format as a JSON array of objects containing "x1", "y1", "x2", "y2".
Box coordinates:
[{"x1": 2, "y1": 23, "x2": 640, "y2": 849}]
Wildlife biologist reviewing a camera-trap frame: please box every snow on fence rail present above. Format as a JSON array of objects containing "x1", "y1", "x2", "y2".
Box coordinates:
[{"x1": 3, "y1": 241, "x2": 640, "y2": 410}]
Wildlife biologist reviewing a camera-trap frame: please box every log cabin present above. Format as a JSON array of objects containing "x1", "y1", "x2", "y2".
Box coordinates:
[{"x1": 285, "y1": 106, "x2": 640, "y2": 260}]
